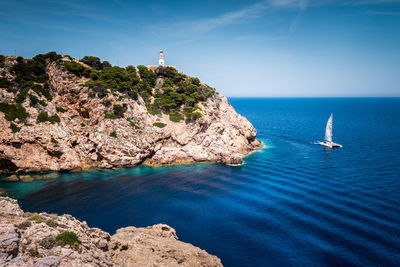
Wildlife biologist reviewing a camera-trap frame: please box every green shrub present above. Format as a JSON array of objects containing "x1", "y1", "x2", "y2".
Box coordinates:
[
  {"x1": 15, "y1": 220, "x2": 32, "y2": 230},
  {"x1": 15, "y1": 87, "x2": 30, "y2": 103},
  {"x1": 28, "y1": 248, "x2": 40, "y2": 257},
  {"x1": 101, "y1": 99, "x2": 111, "y2": 107},
  {"x1": 29, "y1": 213, "x2": 42, "y2": 223},
  {"x1": 48, "y1": 114, "x2": 60, "y2": 124},
  {"x1": 55, "y1": 231, "x2": 80, "y2": 246},
  {"x1": 137, "y1": 65, "x2": 157, "y2": 87},
  {"x1": 63, "y1": 61, "x2": 89, "y2": 77},
  {"x1": 81, "y1": 56, "x2": 102, "y2": 70},
  {"x1": 104, "y1": 112, "x2": 120, "y2": 119},
  {"x1": 85, "y1": 66, "x2": 140, "y2": 94},
  {"x1": 51, "y1": 137, "x2": 58, "y2": 144},
  {"x1": 169, "y1": 112, "x2": 184, "y2": 122},
  {"x1": 29, "y1": 94, "x2": 39, "y2": 107},
  {"x1": 80, "y1": 123, "x2": 85, "y2": 127},
  {"x1": 40, "y1": 236, "x2": 56, "y2": 249},
  {"x1": 0, "y1": 55, "x2": 5, "y2": 68},
  {"x1": 191, "y1": 77, "x2": 201, "y2": 86},
  {"x1": 56, "y1": 106, "x2": 67, "y2": 113},
  {"x1": 37, "y1": 112, "x2": 60, "y2": 124},
  {"x1": 88, "y1": 91, "x2": 95, "y2": 98},
  {"x1": 153, "y1": 122, "x2": 166, "y2": 128},
  {"x1": 31, "y1": 84, "x2": 52, "y2": 101},
  {"x1": 38, "y1": 100, "x2": 47, "y2": 106},
  {"x1": 113, "y1": 104, "x2": 124, "y2": 117},
  {"x1": 109, "y1": 131, "x2": 117, "y2": 137},
  {"x1": 10, "y1": 122, "x2": 20, "y2": 133},
  {"x1": 0, "y1": 103, "x2": 28, "y2": 122},
  {"x1": 45, "y1": 219, "x2": 58, "y2": 228},
  {"x1": 37, "y1": 112, "x2": 49, "y2": 123},
  {"x1": 126, "y1": 118, "x2": 140, "y2": 129},
  {"x1": 0, "y1": 77, "x2": 11, "y2": 89},
  {"x1": 216, "y1": 103, "x2": 220, "y2": 110}
]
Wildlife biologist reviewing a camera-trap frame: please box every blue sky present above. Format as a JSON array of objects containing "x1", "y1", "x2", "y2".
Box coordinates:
[{"x1": 1, "y1": 0, "x2": 400, "y2": 97}]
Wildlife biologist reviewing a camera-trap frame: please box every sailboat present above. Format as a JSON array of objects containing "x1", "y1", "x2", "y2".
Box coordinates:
[{"x1": 315, "y1": 113, "x2": 342, "y2": 148}]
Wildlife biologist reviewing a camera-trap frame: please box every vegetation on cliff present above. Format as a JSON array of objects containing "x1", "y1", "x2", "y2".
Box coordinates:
[{"x1": 0, "y1": 52, "x2": 216, "y2": 132}]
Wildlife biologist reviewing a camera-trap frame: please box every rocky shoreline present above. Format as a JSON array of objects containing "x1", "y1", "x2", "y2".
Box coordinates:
[
  {"x1": 0, "y1": 54, "x2": 261, "y2": 174},
  {"x1": 0, "y1": 197, "x2": 222, "y2": 266}
]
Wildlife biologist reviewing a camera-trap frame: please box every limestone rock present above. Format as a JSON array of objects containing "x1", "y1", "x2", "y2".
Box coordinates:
[
  {"x1": 111, "y1": 224, "x2": 222, "y2": 267},
  {"x1": 0, "y1": 225, "x2": 20, "y2": 262},
  {"x1": 0, "y1": 197, "x2": 223, "y2": 266},
  {"x1": 0, "y1": 197, "x2": 24, "y2": 216},
  {"x1": 33, "y1": 256, "x2": 61, "y2": 267}
]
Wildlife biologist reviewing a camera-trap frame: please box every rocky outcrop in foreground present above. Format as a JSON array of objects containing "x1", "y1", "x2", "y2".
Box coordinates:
[
  {"x1": 0, "y1": 197, "x2": 222, "y2": 266},
  {"x1": 0, "y1": 54, "x2": 261, "y2": 173}
]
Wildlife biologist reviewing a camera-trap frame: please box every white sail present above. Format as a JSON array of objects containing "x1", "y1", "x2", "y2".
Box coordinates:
[{"x1": 324, "y1": 113, "x2": 333, "y2": 142}]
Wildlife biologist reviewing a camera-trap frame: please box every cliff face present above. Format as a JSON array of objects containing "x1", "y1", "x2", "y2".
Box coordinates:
[
  {"x1": 0, "y1": 197, "x2": 222, "y2": 266},
  {"x1": 0, "y1": 54, "x2": 261, "y2": 174}
]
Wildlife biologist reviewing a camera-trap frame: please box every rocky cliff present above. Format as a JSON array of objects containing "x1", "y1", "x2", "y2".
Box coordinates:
[
  {"x1": 0, "y1": 53, "x2": 261, "y2": 174},
  {"x1": 0, "y1": 197, "x2": 222, "y2": 266}
]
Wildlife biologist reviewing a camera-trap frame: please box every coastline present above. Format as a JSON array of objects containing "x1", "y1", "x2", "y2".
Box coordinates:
[{"x1": 0, "y1": 141, "x2": 264, "y2": 181}]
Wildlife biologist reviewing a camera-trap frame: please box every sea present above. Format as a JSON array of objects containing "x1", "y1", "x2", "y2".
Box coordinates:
[{"x1": 1, "y1": 98, "x2": 400, "y2": 266}]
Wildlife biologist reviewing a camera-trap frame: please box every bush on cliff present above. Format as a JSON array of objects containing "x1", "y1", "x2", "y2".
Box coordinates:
[
  {"x1": 10, "y1": 122, "x2": 20, "y2": 133},
  {"x1": 55, "y1": 231, "x2": 80, "y2": 246},
  {"x1": 0, "y1": 55, "x2": 5, "y2": 68},
  {"x1": 85, "y1": 65, "x2": 140, "y2": 94},
  {"x1": 81, "y1": 56, "x2": 112, "y2": 70},
  {"x1": 0, "y1": 77, "x2": 11, "y2": 89},
  {"x1": 37, "y1": 112, "x2": 60, "y2": 124},
  {"x1": 153, "y1": 122, "x2": 166, "y2": 128},
  {"x1": 40, "y1": 236, "x2": 56, "y2": 249},
  {"x1": 137, "y1": 65, "x2": 157, "y2": 87},
  {"x1": 169, "y1": 111, "x2": 184, "y2": 122},
  {"x1": 0, "y1": 102, "x2": 28, "y2": 122},
  {"x1": 63, "y1": 61, "x2": 90, "y2": 77}
]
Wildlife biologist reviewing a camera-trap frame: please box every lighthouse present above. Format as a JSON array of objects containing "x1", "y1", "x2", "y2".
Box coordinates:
[
  {"x1": 158, "y1": 50, "x2": 165, "y2": 67},
  {"x1": 148, "y1": 51, "x2": 176, "y2": 72}
]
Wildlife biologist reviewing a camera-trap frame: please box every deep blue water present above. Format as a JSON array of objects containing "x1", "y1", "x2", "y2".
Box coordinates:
[{"x1": 1, "y1": 98, "x2": 400, "y2": 266}]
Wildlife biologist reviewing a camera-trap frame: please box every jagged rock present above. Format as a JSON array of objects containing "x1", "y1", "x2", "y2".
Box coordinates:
[
  {"x1": 33, "y1": 256, "x2": 61, "y2": 267},
  {"x1": 0, "y1": 197, "x2": 24, "y2": 216},
  {"x1": 0, "y1": 197, "x2": 223, "y2": 266},
  {"x1": 0, "y1": 225, "x2": 20, "y2": 261},
  {"x1": 19, "y1": 175, "x2": 33, "y2": 182},
  {"x1": 112, "y1": 224, "x2": 222, "y2": 267}
]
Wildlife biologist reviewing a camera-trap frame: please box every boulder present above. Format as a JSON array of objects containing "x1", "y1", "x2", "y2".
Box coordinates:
[{"x1": 0, "y1": 225, "x2": 20, "y2": 261}]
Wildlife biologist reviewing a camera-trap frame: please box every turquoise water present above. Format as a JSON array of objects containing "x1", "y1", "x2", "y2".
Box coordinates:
[{"x1": 1, "y1": 98, "x2": 400, "y2": 266}]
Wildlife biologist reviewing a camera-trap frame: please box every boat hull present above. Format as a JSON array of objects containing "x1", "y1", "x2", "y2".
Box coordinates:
[{"x1": 315, "y1": 141, "x2": 342, "y2": 148}]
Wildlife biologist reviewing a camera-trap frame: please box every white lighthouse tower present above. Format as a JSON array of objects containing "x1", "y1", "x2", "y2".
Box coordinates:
[{"x1": 158, "y1": 50, "x2": 165, "y2": 67}]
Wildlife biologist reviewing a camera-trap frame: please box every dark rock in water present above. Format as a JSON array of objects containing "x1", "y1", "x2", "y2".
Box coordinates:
[
  {"x1": 19, "y1": 175, "x2": 33, "y2": 182},
  {"x1": 3, "y1": 175, "x2": 19, "y2": 182}
]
